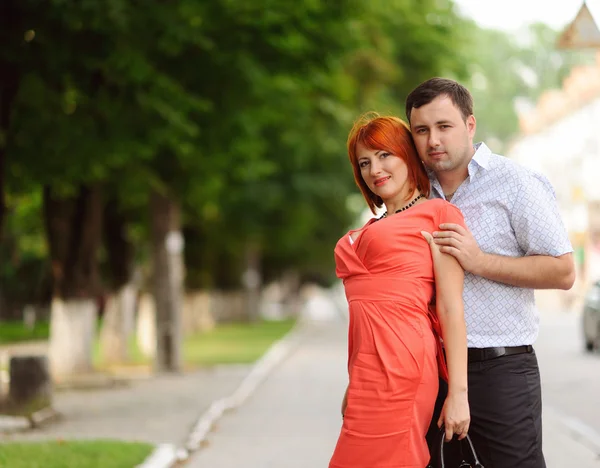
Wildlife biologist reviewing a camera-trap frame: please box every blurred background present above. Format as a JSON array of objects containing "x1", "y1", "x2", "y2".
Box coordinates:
[{"x1": 2, "y1": 1, "x2": 600, "y2": 466}]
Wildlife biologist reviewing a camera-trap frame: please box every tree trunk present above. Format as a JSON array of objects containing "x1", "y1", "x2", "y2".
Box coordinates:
[
  {"x1": 0, "y1": 58, "x2": 20, "y2": 241},
  {"x1": 43, "y1": 185, "x2": 103, "y2": 381},
  {"x1": 99, "y1": 198, "x2": 137, "y2": 365},
  {"x1": 150, "y1": 190, "x2": 184, "y2": 372},
  {"x1": 281, "y1": 270, "x2": 301, "y2": 317},
  {"x1": 136, "y1": 292, "x2": 156, "y2": 359},
  {"x1": 49, "y1": 298, "x2": 97, "y2": 377},
  {"x1": 99, "y1": 284, "x2": 137, "y2": 365},
  {"x1": 242, "y1": 242, "x2": 262, "y2": 322}
]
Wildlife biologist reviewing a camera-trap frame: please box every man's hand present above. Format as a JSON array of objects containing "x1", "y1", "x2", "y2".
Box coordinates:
[{"x1": 433, "y1": 223, "x2": 485, "y2": 274}]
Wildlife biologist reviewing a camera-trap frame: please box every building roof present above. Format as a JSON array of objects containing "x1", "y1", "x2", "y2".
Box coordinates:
[{"x1": 557, "y1": 1, "x2": 600, "y2": 49}]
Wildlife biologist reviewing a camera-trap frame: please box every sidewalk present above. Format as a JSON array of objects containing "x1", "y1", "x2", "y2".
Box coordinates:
[
  {"x1": 0, "y1": 287, "x2": 338, "y2": 448},
  {"x1": 0, "y1": 362, "x2": 250, "y2": 447},
  {"x1": 186, "y1": 320, "x2": 600, "y2": 468}
]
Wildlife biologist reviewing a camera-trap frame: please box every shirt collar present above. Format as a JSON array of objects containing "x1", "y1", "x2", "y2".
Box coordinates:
[{"x1": 469, "y1": 142, "x2": 491, "y2": 178}]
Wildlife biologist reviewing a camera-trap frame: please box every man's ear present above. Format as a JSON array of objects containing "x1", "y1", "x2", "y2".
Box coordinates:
[{"x1": 467, "y1": 114, "x2": 476, "y2": 139}]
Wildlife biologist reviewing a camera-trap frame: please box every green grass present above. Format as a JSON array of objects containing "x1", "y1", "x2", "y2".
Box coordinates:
[
  {"x1": 91, "y1": 335, "x2": 148, "y2": 369},
  {"x1": 0, "y1": 317, "x2": 296, "y2": 369},
  {"x1": 182, "y1": 318, "x2": 296, "y2": 366},
  {"x1": 0, "y1": 320, "x2": 50, "y2": 344},
  {"x1": 92, "y1": 318, "x2": 297, "y2": 369},
  {"x1": 0, "y1": 440, "x2": 154, "y2": 468}
]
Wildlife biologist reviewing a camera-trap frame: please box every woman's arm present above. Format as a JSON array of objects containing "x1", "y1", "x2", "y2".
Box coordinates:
[{"x1": 422, "y1": 230, "x2": 470, "y2": 440}]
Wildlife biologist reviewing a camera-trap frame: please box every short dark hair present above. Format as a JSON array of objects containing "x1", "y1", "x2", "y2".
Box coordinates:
[{"x1": 405, "y1": 77, "x2": 473, "y2": 123}]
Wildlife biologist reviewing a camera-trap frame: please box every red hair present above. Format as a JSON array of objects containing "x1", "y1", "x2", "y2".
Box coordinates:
[{"x1": 347, "y1": 113, "x2": 430, "y2": 214}]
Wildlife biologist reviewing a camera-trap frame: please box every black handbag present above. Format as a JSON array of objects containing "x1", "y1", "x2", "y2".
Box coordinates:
[{"x1": 427, "y1": 426, "x2": 484, "y2": 468}]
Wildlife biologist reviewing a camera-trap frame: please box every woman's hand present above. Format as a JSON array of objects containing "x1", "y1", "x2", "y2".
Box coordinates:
[
  {"x1": 438, "y1": 391, "x2": 470, "y2": 441},
  {"x1": 341, "y1": 385, "x2": 348, "y2": 418}
]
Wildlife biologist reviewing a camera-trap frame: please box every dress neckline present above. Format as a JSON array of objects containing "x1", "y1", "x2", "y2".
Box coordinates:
[{"x1": 347, "y1": 199, "x2": 436, "y2": 246}]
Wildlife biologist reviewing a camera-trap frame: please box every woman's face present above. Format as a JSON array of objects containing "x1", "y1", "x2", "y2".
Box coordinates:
[{"x1": 356, "y1": 143, "x2": 410, "y2": 202}]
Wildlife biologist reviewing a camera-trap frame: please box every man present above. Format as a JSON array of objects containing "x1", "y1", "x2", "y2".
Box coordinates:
[{"x1": 405, "y1": 77, "x2": 575, "y2": 468}]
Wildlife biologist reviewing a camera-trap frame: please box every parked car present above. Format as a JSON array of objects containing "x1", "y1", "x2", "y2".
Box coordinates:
[{"x1": 583, "y1": 281, "x2": 600, "y2": 352}]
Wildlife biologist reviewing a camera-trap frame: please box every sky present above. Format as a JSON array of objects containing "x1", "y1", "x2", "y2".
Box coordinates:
[{"x1": 454, "y1": 0, "x2": 588, "y2": 32}]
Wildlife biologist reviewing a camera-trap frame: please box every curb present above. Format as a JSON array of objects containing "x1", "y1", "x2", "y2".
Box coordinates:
[
  {"x1": 136, "y1": 444, "x2": 179, "y2": 468},
  {"x1": 0, "y1": 406, "x2": 60, "y2": 433},
  {"x1": 136, "y1": 320, "x2": 305, "y2": 468}
]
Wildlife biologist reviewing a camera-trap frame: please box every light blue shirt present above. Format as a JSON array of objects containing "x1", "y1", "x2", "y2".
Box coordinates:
[{"x1": 428, "y1": 142, "x2": 573, "y2": 347}]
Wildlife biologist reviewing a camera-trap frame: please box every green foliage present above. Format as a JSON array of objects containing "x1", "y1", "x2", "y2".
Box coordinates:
[
  {"x1": 180, "y1": 0, "x2": 473, "y2": 288},
  {"x1": 1, "y1": 0, "x2": 489, "y2": 297},
  {"x1": 0, "y1": 189, "x2": 50, "y2": 312},
  {"x1": 340, "y1": 0, "x2": 472, "y2": 113},
  {"x1": 0, "y1": 320, "x2": 49, "y2": 344}
]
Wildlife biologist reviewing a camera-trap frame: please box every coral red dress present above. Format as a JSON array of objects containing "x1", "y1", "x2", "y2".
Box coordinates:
[{"x1": 329, "y1": 199, "x2": 465, "y2": 468}]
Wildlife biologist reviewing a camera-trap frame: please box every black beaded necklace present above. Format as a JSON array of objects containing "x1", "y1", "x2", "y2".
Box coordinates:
[{"x1": 379, "y1": 193, "x2": 425, "y2": 220}]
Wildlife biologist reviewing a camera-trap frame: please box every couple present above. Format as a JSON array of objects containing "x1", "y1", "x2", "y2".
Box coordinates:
[{"x1": 329, "y1": 78, "x2": 575, "y2": 468}]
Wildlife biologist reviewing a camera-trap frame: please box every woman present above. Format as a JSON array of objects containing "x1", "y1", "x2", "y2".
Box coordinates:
[{"x1": 329, "y1": 114, "x2": 470, "y2": 468}]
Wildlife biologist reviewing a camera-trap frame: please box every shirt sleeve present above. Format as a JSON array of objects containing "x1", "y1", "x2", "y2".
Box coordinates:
[
  {"x1": 436, "y1": 201, "x2": 467, "y2": 230},
  {"x1": 511, "y1": 171, "x2": 573, "y2": 257}
]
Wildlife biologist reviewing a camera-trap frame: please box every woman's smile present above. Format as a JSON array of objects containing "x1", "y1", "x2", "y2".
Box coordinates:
[{"x1": 374, "y1": 176, "x2": 391, "y2": 187}]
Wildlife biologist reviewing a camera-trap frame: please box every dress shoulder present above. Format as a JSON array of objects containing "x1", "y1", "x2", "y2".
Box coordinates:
[{"x1": 427, "y1": 199, "x2": 466, "y2": 228}]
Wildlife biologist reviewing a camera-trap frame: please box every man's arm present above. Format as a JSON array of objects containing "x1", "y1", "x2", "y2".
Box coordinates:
[
  {"x1": 432, "y1": 223, "x2": 575, "y2": 290},
  {"x1": 474, "y1": 251, "x2": 574, "y2": 290}
]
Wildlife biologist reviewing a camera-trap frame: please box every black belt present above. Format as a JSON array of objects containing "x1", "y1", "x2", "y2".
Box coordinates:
[{"x1": 468, "y1": 345, "x2": 533, "y2": 363}]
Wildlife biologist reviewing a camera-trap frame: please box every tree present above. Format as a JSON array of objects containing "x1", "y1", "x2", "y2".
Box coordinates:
[
  {"x1": 3, "y1": 0, "x2": 205, "y2": 377},
  {"x1": 1, "y1": 0, "x2": 482, "y2": 376}
]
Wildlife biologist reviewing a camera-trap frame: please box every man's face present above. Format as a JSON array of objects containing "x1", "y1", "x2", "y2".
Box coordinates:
[{"x1": 409, "y1": 95, "x2": 476, "y2": 174}]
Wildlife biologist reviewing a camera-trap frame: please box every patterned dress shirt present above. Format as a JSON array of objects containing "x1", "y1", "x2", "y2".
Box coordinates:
[{"x1": 428, "y1": 142, "x2": 573, "y2": 347}]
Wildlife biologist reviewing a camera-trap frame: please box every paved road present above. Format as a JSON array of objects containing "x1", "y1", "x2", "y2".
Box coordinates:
[
  {"x1": 187, "y1": 321, "x2": 346, "y2": 467},
  {"x1": 187, "y1": 313, "x2": 600, "y2": 467},
  {"x1": 536, "y1": 310, "x2": 600, "y2": 451}
]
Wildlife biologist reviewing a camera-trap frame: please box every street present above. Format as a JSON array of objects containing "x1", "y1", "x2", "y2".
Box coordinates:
[
  {"x1": 183, "y1": 297, "x2": 600, "y2": 467},
  {"x1": 536, "y1": 309, "x2": 600, "y2": 449},
  {"x1": 185, "y1": 320, "x2": 346, "y2": 467}
]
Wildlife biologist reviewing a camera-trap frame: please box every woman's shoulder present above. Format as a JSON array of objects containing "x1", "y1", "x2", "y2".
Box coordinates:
[
  {"x1": 421, "y1": 199, "x2": 464, "y2": 223},
  {"x1": 422, "y1": 198, "x2": 454, "y2": 212},
  {"x1": 424, "y1": 198, "x2": 446, "y2": 207}
]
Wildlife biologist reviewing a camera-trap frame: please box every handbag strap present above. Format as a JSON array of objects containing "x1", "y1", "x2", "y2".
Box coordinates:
[
  {"x1": 438, "y1": 426, "x2": 484, "y2": 468},
  {"x1": 462, "y1": 433, "x2": 483, "y2": 467}
]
